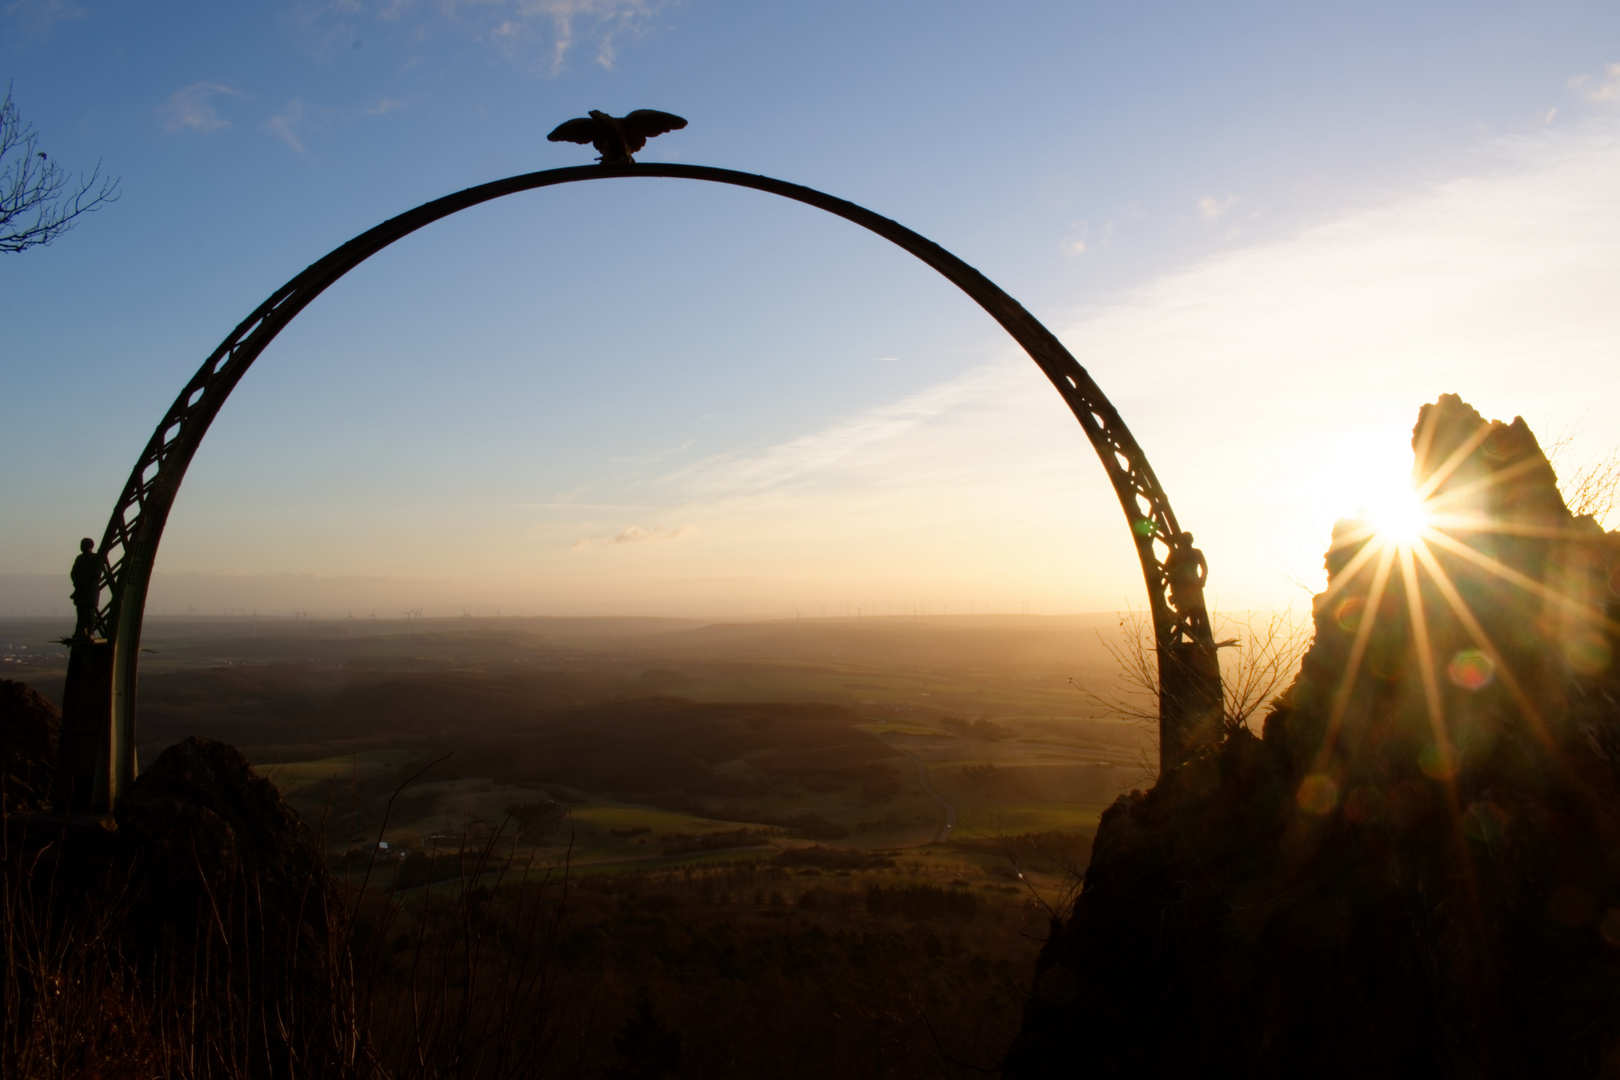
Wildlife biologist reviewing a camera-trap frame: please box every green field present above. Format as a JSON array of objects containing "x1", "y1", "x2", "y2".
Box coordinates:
[
  {"x1": 272, "y1": 712, "x2": 1135, "y2": 882},
  {"x1": 4, "y1": 613, "x2": 1143, "y2": 889}
]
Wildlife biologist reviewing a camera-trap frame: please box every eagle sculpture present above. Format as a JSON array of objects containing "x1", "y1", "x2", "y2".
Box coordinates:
[{"x1": 547, "y1": 109, "x2": 688, "y2": 164}]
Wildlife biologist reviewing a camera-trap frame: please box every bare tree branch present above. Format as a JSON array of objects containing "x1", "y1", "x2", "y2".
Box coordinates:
[
  {"x1": 0, "y1": 82, "x2": 120, "y2": 253},
  {"x1": 1071, "y1": 607, "x2": 1313, "y2": 769},
  {"x1": 1069, "y1": 608, "x2": 1159, "y2": 727},
  {"x1": 1546, "y1": 427, "x2": 1620, "y2": 529},
  {"x1": 1216, "y1": 608, "x2": 1313, "y2": 731}
]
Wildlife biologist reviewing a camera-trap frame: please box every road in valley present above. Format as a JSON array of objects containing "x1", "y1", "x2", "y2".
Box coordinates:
[{"x1": 898, "y1": 748, "x2": 957, "y2": 843}]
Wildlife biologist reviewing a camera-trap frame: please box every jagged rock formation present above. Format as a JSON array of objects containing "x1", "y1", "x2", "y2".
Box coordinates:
[
  {"x1": 1005, "y1": 395, "x2": 1620, "y2": 1078},
  {"x1": 115, "y1": 737, "x2": 350, "y2": 1075},
  {"x1": 4, "y1": 731, "x2": 350, "y2": 1076},
  {"x1": 0, "y1": 679, "x2": 60, "y2": 813}
]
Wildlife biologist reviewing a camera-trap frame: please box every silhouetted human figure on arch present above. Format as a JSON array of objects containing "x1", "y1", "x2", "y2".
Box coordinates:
[
  {"x1": 1164, "y1": 531, "x2": 1210, "y2": 640},
  {"x1": 70, "y1": 537, "x2": 101, "y2": 641}
]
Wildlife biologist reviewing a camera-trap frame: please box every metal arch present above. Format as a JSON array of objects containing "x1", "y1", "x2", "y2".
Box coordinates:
[{"x1": 77, "y1": 162, "x2": 1219, "y2": 811}]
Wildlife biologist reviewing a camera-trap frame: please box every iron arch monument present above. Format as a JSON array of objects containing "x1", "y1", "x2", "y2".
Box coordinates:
[{"x1": 54, "y1": 159, "x2": 1222, "y2": 816}]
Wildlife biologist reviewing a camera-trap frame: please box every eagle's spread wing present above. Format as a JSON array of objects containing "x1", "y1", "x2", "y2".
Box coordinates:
[
  {"x1": 547, "y1": 117, "x2": 601, "y2": 145},
  {"x1": 620, "y1": 110, "x2": 687, "y2": 139}
]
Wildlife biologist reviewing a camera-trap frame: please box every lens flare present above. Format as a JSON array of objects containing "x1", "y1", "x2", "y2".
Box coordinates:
[
  {"x1": 1447, "y1": 649, "x2": 1495, "y2": 691},
  {"x1": 1419, "y1": 741, "x2": 1459, "y2": 780},
  {"x1": 1296, "y1": 773, "x2": 1340, "y2": 814},
  {"x1": 1334, "y1": 596, "x2": 1366, "y2": 633},
  {"x1": 1564, "y1": 631, "x2": 1612, "y2": 676},
  {"x1": 1482, "y1": 426, "x2": 1522, "y2": 461}
]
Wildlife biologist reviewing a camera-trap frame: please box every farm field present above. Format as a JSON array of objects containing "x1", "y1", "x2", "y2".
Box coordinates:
[{"x1": 1, "y1": 613, "x2": 1144, "y2": 890}]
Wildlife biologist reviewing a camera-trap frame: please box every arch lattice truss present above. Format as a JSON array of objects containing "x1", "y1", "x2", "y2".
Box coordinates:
[{"x1": 81, "y1": 163, "x2": 1219, "y2": 809}]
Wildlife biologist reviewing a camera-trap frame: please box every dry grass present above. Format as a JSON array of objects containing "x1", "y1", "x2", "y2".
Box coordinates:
[
  {"x1": 3, "y1": 751, "x2": 1051, "y2": 1079},
  {"x1": 0, "y1": 767, "x2": 567, "y2": 1080}
]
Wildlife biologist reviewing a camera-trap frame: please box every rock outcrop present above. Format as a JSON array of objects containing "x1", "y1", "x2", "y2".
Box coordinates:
[
  {"x1": 115, "y1": 736, "x2": 350, "y2": 1076},
  {"x1": 1005, "y1": 396, "x2": 1620, "y2": 1078},
  {"x1": 4, "y1": 730, "x2": 350, "y2": 1077},
  {"x1": 0, "y1": 679, "x2": 60, "y2": 814}
]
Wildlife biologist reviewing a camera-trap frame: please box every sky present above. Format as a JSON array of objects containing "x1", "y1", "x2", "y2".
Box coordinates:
[{"x1": 2, "y1": 1, "x2": 1619, "y2": 620}]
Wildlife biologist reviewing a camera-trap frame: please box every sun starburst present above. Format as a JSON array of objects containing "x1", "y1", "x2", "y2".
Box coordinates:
[
  {"x1": 1305, "y1": 404, "x2": 1616, "y2": 814},
  {"x1": 1365, "y1": 484, "x2": 1431, "y2": 549}
]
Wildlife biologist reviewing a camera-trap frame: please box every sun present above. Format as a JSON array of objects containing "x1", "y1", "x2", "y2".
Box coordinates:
[{"x1": 1364, "y1": 483, "x2": 1432, "y2": 548}]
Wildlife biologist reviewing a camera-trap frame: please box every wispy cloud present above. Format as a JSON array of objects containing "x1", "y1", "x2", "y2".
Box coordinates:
[
  {"x1": 297, "y1": 0, "x2": 668, "y2": 73},
  {"x1": 266, "y1": 99, "x2": 310, "y2": 154},
  {"x1": 661, "y1": 367, "x2": 1010, "y2": 499},
  {"x1": 1569, "y1": 62, "x2": 1620, "y2": 105},
  {"x1": 4, "y1": 0, "x2": 83, "y2": 38},
  {"x1": 483, "y1": 0, "x2": 663, "y2": 73},
  {"x1": 1064, "y1": 215, "x2": 1124, "y2": 258},
  {"x1": 160, "y1": 82, "x2": 244, "y2": 134},
  {"x1": 1197, "y1": 193, "x2": 1238, "y2": 222},
  {"x1": 612, "y1": 439, "x2": 695, "y2": 466},
  {"x1": 572, "y1": 525, "x2": 692, "y2": 550},
  {"x1": 1063, "y1": 222, "x2": 1091, "y2": 256},
  {"x1": 288, "y1": 0, "x2": 365, "y2": 61}
]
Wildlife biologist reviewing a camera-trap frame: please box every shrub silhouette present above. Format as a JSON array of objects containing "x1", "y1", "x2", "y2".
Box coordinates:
[{"x1": 607, "y1": 995, "x2": 683, "y2": 1080}]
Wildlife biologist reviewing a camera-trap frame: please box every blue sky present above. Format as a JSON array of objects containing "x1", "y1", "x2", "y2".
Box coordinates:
[{"x1": 3, "y1": 1, "x2": 1619, "y2": 619}]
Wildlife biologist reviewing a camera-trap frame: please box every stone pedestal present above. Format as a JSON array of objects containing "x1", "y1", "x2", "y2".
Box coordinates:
[
  {"x1": 1159, "y1": 639, "x2": 1223, "y2": 771},
  {"x1": 53, "y1": 640, "x2": 113, "y2": 815}
]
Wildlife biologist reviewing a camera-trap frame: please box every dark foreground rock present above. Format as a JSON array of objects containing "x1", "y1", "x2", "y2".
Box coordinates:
[
  {"x1": 1, "y1": 678, "x2": 61, "y2": 813},
  {"x1": 1005, "y1": 395, "x2": 1620, "y2": 1078},
  {"x1": 117, "y1": 736, "x2": 350, "y2": 1074},
  {"x1": 4, "y1": 733, "x2": 350, "y2": 1077}
]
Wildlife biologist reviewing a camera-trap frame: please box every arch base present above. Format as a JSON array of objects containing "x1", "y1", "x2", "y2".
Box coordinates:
[
  {"x1": 53, "y1": 641, "x2": 114, "y2": 815},
  {"x1": 1160, "y1": 641, "x2": 1224, "y2": 771}
]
